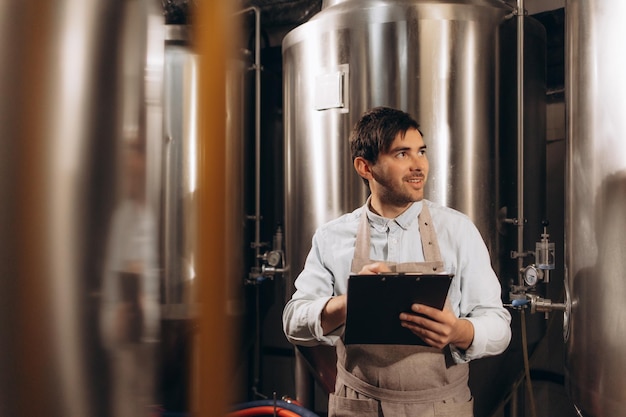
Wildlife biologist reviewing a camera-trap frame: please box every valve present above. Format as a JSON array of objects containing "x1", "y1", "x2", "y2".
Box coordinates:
[
  {"x1": 508, "y1": 293, "x2": 566, "y2": 315},
  {"x1": 247, "y1": 225, "x2": 289, "y2": 284},
  {"x1": 507, "y1": 220, "x2": 563, "y2": 317}
]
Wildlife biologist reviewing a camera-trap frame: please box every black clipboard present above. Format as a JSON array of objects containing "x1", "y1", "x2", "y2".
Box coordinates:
[{"x1": 343, "y1": 272, "x2": 453, "y2": 345}]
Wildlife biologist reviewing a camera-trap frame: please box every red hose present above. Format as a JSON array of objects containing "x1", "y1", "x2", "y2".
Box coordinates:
[{"x1": 227, "y1": 405, "x2": 302, "y2": 417}]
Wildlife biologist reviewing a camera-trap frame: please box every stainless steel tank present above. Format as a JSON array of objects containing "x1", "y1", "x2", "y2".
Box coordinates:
[
  {"x1": 283, "y1": 0, "x2": 548, "y2": 414},
  {"x1": 0, "y1": 1, "x2": 164, "y2": 416},
  {"x1": 163, "y1": 24, "x2": 198, "y2": 314},
  {"x1": 160, "y1": 23, "x2": 198, "y2": 412},
  {"x1": 565, "y1": 0, "x2": 626, "y2": 415},
  {"x1": 283, "y1": 1, "x2": 510, "y2": 279}
]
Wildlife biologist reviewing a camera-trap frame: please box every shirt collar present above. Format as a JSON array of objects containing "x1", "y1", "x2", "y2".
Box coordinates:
[{"x1": 365, "y1": 197, "x2": 423, "y2": 231}]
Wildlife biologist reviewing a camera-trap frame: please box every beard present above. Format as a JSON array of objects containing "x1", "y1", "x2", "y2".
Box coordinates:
[{"x1": 371, "y1": 170, "x2": 426, "y2": 206}]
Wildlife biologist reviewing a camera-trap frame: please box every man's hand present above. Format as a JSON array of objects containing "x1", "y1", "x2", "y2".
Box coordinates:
[
  {"x1": 321, "y1": 262, "x2": 392, "y2": 335},
  {"x1": 358, "y1": 261, "x2": 392, "y2": 275},
  {"x1": 399, "y1": 304, "x2": 474, "y2": 350},
  {"x1": 321, "y1": 294, "x2": 347, "y2": 335}
]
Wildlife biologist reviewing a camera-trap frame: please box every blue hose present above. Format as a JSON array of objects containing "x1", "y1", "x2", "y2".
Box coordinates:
[
  {"x1": 230, "y1": 399, "x2": 321, "y2": 417},
  {"x1": 512, "y1": 298, "x2": 530, "y2": 307}
]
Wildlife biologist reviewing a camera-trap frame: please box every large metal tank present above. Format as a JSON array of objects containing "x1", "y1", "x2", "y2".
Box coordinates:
[
  {"x1": 0, "y1": 1, "x2": 164, "y2": 416},
  {"x1": 160, "y1": 23, "x2": 199, "y2": 412},
  {"x1": 565, "y1": 0, "x2": 626, "y2": 415},
  {"x1": 284, "y1": 0, "x2": 509, "y2": 272}
]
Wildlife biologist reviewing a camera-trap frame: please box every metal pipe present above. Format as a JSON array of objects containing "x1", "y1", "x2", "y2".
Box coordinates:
[
  {"x1": 516, "y1": 0, "x2": 525, "y2": 285},
  {"x1": 233, "y1": 7, "x2": 266, "y2": 399},
  {"x1": 252, "y1": 7, "x2": 261, "y2": 266},
  {"x1": 295, "y1": 348, "x2": 314, "y2": 407},
  {"x1": 509, "y1": 389, "x2": 519, "y2": 417},
  {"x1": 234, "y1": 6, "x2": 262, "y2": 267},
  {"x1": 511, "y1": 0, "x2": 526, "y2": 417}
]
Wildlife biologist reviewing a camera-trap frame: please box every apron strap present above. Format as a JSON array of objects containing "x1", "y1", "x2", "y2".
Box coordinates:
[
  {"x1": 336, "y1": 361, "x2": 467, "y2": 403},
  {"x1": 351, "y1": 202, "x2": 444, "y2": 273},
  {"x1": 351, "y1": 207, "x2": 371, "y2": 271},
  {"x1": 417, "y1": 203, "x2": 443, "y2": 264}
]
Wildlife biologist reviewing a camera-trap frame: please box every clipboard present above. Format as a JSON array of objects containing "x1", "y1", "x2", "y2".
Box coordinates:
[{"x1": 343, "y1": 272, "x2": 453, "y2": 345}]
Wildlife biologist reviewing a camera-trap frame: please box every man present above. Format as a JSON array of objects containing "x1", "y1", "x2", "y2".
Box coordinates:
[{"x1": 282, "y1": 106, "x2": 511, "y2": 416}]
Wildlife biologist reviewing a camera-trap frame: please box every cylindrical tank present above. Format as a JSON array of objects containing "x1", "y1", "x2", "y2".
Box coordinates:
[
  {"x1": 163, "y1": 24, "x2": 198, "y2": 313},
  {"x1": 284, "y1": 1, "x2": 509, "y2": 281},
  {"x1": 283, "y1": 0, "x2": 547, "y2": 415},
  {"x1": 565, "y1": 0, "x2": 626, "y2": 415},
  {"x1": 0, "y1": 1, "x2": 164, "y2": 416},
  {"x1": 160, "y1": 23, "x2": 198, "y2": 412}
]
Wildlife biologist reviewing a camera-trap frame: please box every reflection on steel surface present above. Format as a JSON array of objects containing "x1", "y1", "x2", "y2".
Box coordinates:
[
  {"x1": 566, "y1": 1, "x2": 626, "y2": 414},
  {"x1": 0, "y1": 1, "x2": 164, "y2": 416}
]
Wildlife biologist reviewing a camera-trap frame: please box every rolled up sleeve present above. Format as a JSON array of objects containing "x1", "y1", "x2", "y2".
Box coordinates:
[
  {"x1": 446, "y1": 219, "x2": 512, "y2": 363},
  {"x1": 282, "y1": 228, "x2": 346, "y2": 346}
]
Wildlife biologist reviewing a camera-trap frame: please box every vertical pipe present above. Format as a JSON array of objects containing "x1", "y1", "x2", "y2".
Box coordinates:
[
  {"x1": 194, "y1": 1, "x2": 235, "y2": 415},
  {"x1": 295, "y1": 348, "x2": 314, "y2": 407},
  {"x1": 509, "y1": 3, "x2": 526, "y2": 417},
  {"x1": 516, "y1": 0, "x2": 525, "y2": 283},
  {"x1": 253, "y1": 7, "x2": 262, "y2": 267},
  {"x1": 234, "y1": 6, "x2": 262, "y2": 267},
  {"x1": 233, "y1": 5, "x2": 264, "y2": 398}
]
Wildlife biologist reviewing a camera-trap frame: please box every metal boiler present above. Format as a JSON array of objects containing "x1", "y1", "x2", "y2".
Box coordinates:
[
  {"x1": 161, "y1": 22, "x2": 200, "y2": 412},
  {"x1": 282, "y1": 0, "x2": 547, "y2": 414},
  {"x1": 0, "y1": 1, "x2": 165, "y2": 416},
  {"x1": 284, "y1": 0, "x2": 508, "y2": 263},
  {"x1": 565, "y1": 0, "x2": 626, "y2": 415}
]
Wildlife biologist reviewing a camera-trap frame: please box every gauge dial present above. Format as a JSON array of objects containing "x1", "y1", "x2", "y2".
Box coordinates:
[
  {"x1": 523, "y1": 265, "x2": 542, "y2": 286},
  {"x1": 266, "y1": 250, "x2": 282, "y2": 267}
]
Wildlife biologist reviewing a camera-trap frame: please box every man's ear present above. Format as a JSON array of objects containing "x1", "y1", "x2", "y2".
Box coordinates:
[{"x1": 354, "y1": 157, "x2": 373, "y2": 181}]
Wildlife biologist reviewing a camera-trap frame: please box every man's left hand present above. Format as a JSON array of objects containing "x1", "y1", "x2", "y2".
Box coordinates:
[{"x1": 399, "y1": 304, "x2": 474, "y2": 350}]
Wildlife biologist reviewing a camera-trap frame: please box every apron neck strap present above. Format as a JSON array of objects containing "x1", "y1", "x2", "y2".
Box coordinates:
[{"x1": 351, "y1": 202, "x2": 443, "y2": 273}]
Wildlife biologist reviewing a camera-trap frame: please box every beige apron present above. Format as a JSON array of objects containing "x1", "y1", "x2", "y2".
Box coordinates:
[{"x1": 329, "y1": 204, "x2": 473, "y2": 417}]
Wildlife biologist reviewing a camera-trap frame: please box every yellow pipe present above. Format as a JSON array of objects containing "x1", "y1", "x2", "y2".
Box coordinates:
[{"x1": 194, "y1": 1, "x2": 235, "y2": 416}]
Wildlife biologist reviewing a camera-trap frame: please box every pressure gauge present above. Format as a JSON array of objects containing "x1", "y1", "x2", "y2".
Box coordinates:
[
  {"x1": 266, "y1": 250, "x2": 282, "y2": 267},
  {"x1": 522, "y1": 265, "x2": 543, "y2": 286}
]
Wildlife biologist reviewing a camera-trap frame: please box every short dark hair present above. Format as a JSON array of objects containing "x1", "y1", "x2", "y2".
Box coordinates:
[{"x1": 349, "y1": 106, "x2": 422, "y2": 164}]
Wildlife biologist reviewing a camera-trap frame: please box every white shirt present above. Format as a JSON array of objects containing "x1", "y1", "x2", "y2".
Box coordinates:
[{"x1": 282, "y1": 199, "x2": 511, "y2": 363}]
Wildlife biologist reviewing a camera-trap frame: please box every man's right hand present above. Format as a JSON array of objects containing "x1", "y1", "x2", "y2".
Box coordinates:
[
  {"x1": 321, "y1": 295, "x2": 347, "y2": 335},
  {"x1": 358, "y1": 261, "x2": 392, "y2": 274},
  {"x1": 321, "y1": 262, "x2": 392, "y2": 335}
]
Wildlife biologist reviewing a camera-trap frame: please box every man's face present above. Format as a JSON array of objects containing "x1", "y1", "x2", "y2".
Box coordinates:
[{"x1": 369, "y1": 128, "x2": 429, "y2": 211}]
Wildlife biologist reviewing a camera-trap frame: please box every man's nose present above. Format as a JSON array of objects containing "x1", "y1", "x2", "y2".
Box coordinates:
[{"x1": 410, "y1": 154, "x2": 426, "y2": 170}]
